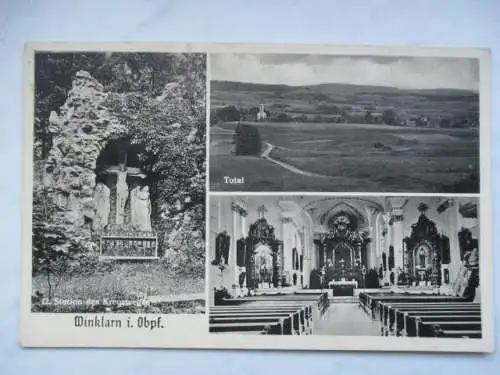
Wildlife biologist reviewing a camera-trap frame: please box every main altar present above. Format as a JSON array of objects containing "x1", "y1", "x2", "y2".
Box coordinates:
[{"x1": 315, "y1": 213, "x2": 370, "y2": 288}]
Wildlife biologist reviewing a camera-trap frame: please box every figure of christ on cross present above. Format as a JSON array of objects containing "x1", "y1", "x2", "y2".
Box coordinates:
[{"x1": 102, "y1": 163, "x2": 147, "y2": 226}]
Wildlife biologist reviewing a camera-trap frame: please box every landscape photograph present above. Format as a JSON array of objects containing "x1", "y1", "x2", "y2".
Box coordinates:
[{"x1": 209, "y1": 53, "x2": 480, "y2": 193}]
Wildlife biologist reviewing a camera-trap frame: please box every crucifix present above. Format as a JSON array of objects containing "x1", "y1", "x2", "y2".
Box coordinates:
[
  {"x1": 257, "y1": 205, "x2": 268, "y2": 219},
  {"x1": 101, "y1": 150, "x2": 147, "y2": 226}
]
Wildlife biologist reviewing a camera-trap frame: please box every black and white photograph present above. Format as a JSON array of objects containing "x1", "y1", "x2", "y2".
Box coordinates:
[
  {"x1": 21, "y1": 42, "x2": 492, "y2": 352},
  {"x1": 208, "y1": 195, "x2": 482, "y2": 338},
  {"x1": 209, "y1": 53, "x2": 480, "y2": 193},
  {"x1": 30, "y1": 49, "x2": 207, "y2": 314}
]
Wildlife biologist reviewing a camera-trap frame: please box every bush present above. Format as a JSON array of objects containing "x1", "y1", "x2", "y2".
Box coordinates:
[
  {"x1": 382, "y1": 109, "x2": 396, "y2": 125},
  {"x1": 233, "y1": 123, "x2": 262, "y2": 156}
]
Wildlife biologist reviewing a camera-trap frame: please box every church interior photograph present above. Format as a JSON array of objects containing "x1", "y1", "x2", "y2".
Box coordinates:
[{"x1": 208, "y1": 195, "x2": 481, "y2": 338}]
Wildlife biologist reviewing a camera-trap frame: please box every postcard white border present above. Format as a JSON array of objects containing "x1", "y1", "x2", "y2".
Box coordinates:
[{"x1": 21, "y1": 42, "x2": 494, "y2": 353}]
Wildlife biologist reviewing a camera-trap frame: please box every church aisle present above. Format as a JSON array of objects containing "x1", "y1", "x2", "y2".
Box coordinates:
[{"x1": 315, "y1": 303, "x2": 380, "y2": 336}]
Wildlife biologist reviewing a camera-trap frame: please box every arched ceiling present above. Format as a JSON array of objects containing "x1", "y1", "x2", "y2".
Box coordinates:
[
  {"x1": 229, "y1": 196, "x2": 387, "y2": 227},
  {"x1": 300, "y1": 197, "x2": 385, "y2": 226}
]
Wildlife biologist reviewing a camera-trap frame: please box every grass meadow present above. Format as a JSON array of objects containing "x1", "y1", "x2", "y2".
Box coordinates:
[
  {"x1": 209, "y1": 121, "x2": 479, "y2": 192},
  {"x1": 31, "y1": 260, "x2": 205, "y2": 313}
]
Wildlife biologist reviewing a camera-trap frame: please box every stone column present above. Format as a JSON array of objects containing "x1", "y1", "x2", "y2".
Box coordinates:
[
  {"x1": 281, "y1": 217, "x2": 292, "y2": 284},
  {"x1": 241, "y1": 213, "x2": 247, "y2": 237},
  {"x1": 389, "y1": 198, "x2": 407, "y2": 283},
  {"x1": 217, "y1": 197, "x2": 222, "y2": 230},
  {"x1": 240, "y1": 208, "x2": 248, "y2": 289},
  {"x1": 364, "y1": 207, "x2": 374, "y2": 269},
  {"x1": 303, "y1": 226, "x2": 311, "y2": 287},
  {"x1": 382, "y1": 212, "x2": 391, "y2": 284},
  {"x1": 323, "y1": 241, "x2": 327, "y2": 267},
  {"x1": 313, "y1": 240, "x2": 319, "y2": 269},
  {"x1": 230, "y1": 202, "x2": 241, "y2": 292},
  {"x1": 300, "y1": 230, "x2": 305, "y2": 288},
  {"x1": 392, "y1": 217, "x2": 404, "y2": 283},
  {"x1": 448, "y1": 200, "x2": 461, "y2": 282},
  {"x1": 375, "y1": 213, "x2": 382, "y2": 264},
  {"x1": 437, "y1": 198, "x2": 465, "y2": 289}
]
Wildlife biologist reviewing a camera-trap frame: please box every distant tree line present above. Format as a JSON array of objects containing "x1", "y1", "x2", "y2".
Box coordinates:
[
  {"x1": 210, "y1": 104, "x2": 479, "y2": 129},
  {"x1": 35, "y1": 52, "x2": 202, "y2": 158}
]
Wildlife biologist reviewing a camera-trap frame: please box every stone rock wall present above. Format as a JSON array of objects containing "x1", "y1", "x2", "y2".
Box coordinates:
[
  {"x1": 43, "y1": 71, "x2": 128, "y2": 252},
  {"x1": 41, "y1": 70, "x2": 203, "y2": 263},
  {"x1": 163, "y1": 205, "x2": 205, "y2": 276}
]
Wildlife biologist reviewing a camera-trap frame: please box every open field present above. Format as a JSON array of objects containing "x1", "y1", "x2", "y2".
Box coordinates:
[
  {"x1": 209, "y1": 121, "x2": 479, "y2": 192},
  {"x1": 211, "y1": 80, "x2": 479, "y2": 123}
]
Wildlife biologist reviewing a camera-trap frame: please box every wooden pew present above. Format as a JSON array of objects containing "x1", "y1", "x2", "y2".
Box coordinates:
[
  {"x1": 209, "y1": 315, "x2": 292, "y2": 335},
  {"x1": 229, "y1": 292, "x2": 329, "y2": 317},
  {"x1": 210, "y1": 292, "x2": 327, "y2": 335},
  {"x1": 379, "y1": 302, "x2": 481, "y2": 338},
  {"x1": 211, "y1": 304, "x2": 311, "y2": 334},
  {"x1": 412, "y1": 315, "x2": 481, "y2": 337},
  {"x1": 211, "y1": 307, "x2": 305, "y2": 335},
  {"x1": 210, "y1": 313, "x2": 296, "y2": 334},
  {"x1": 400, "y1": 307, "x2": 480, "y2": 337},
  {"x1": 370, "y1": 295, "x2": 468, "y2": 320},
  {"x1": 209, "y1": 320, "x2": 284, "y2": 334},
  {"x1": 224, "y1": 296, "x2": 323, "y2": 324},
  {"x1": 378, "y1": 302, "x2": 480, "y2": 336},
  {"x1": 418, "y1": 320, "x2": 482, "y2": 338},
  {"x1": 376, "y1": 301, "x2": 480, "y2": 337},
  {"x1": 360, "y1": 292, "x2": 482, "y2": 339},
  {"x1": 435, "y1": 329, "x2": 483, "y2": 339},
  {"x1": 213, "y1": 303, "x2": 313, "y2": 334}
]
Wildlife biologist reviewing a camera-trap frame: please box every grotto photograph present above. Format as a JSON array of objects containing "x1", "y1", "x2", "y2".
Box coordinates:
[{"x1": 31, "y1": 50, "x2": 206, "y2": 314}]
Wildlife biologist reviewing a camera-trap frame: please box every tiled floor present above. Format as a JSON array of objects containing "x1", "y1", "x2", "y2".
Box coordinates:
[{"x1": 315, "y1": 303, "x2": 380, "y2": 336}]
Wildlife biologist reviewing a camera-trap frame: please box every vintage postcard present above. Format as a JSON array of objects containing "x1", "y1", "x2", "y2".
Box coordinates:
[{"x1": 21, "y1": 42, "x2": 493, "y2": 352}]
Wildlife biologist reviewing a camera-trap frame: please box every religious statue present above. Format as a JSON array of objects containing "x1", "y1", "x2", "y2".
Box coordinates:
[
  {"x1": 93, "y1": 183, "x2": 111, "y2": 229},
  {"x1": 130, "y1": 185, "x2": 152, "y2": 231},
  {"x1": 212, "y1": 230, "x2": 230, "y2": 266},
  {"x1": 419, "y1": 249, "x2": 426, "y2": 268},
  {"x1": 115, "y1": 167, "x2": 128, "y2": 225}
]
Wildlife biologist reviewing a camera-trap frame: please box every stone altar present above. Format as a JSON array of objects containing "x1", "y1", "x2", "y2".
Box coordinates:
[{"x1": 329, "y1": 279, "x2": 358, "y2": 296}]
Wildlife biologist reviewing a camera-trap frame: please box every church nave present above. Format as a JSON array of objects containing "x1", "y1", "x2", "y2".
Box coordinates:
[{"x1": 208, "y1": 195, "x2": 481, "y2": 338}]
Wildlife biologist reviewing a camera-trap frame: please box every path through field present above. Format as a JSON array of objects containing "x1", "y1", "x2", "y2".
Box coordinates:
[{"x1": 261, "y1": 142, "x2": 333, "y2": 179}]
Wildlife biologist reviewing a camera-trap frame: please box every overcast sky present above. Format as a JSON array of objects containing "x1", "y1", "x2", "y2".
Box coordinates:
[{"x1": 210, "y1": 54, "x2": 479, "y2": 91}]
